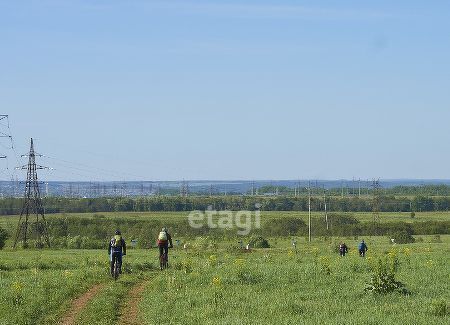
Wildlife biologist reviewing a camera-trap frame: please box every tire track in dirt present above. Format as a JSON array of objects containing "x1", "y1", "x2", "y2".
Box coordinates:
[
  {"x1": 59, "y1": 283, "x2": 105, "y2": 325},
  {"x1": 118, "y1": 279, "x2": 152, "y2": 325}
]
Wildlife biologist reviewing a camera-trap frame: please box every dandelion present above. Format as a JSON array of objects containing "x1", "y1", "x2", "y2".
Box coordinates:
[
  {"x1": 63, "y1": 270, "x2": 73, "y2": 278},
  {"x1": 11, "y1": 281, "x2": 24, "y2": 292},
  {"x1": 318, "y1": 256, "x2": 331, "y2": 275},
  {"x1": 11, "y1": 281, "x2": 24, "y2": 306},
  {"x1": 425, "y1": 260, "x2": 434, "y2": 268},
  {"x1": 288, "y1": 250, "x2": 295, "y2": 257},
  {"x1": 212, "y1": 276, "x2": 222, "y2": 287},
  {"x1": 212, "y1": 276, "x2": 223, "y2": 307},
  {"x1": 208, "y1": 255, "x2": 218, "y2": 266}
]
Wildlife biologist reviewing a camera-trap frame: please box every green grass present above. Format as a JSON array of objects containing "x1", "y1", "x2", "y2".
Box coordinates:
[
  {"x1": 0, "y1": 236, "x2": 448, "y2": 324},
  {"x1": 0, "y1": 249, "x2": 156, "y2": 325},
  {"x1": 76, "y1": 275, "x2": 138, "y2": 325},
  {"x1": 139, "y1": 237, "x2": 449, "y2": 324}
]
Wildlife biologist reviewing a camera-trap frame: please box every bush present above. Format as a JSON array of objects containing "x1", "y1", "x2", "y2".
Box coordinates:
[
  {"x1": 262, "y1": 218, "x2": 306, "y2": 236},
  {"x1": 390, "y1": 230, "x2": 415, "y2": 244},
  {"x1": 365, "y1": 254, "x2": 409, "y2": 295},
  {"x1": 0, "y1": 227, "x2": 9, "y2": 249},
  {"x1": 248, "y1": 236, "x2": 270, "y2": 248},
  {"x1": 430, "y1": 235, "x2": 442, "y2": 243}
]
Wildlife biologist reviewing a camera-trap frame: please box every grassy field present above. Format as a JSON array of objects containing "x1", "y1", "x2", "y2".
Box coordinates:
[
  {"x1": 0, "y1": 235, "x2": 448, "y2": 324},
  {"x1": 1, "y1": 210, "x2": 449, "y2": 229}
]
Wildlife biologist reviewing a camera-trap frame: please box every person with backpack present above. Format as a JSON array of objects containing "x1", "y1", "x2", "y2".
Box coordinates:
[
  {"x1": 358, "y1": 239, "x2": 368, "y2": 257},
  {"x1": 157, "y1": 227, "x2": 173, "y2": 267},
  {"x1": 339, "y1": 242, "x2": 348, "y2": 257},
  {"x1": 108, "y1": 230, "x2": 126, "y2": 276}
]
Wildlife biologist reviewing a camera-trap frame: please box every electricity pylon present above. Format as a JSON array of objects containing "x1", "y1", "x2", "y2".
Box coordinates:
[
  {"x1": 372, "y1": 178, "x2": 381, "y2": 224},
  {"x1": 0, "y1": 115, "x2": 12, "y2": 159},
  {"x1": 13, "y1": 138, "x2": 50, "y2": 248}
]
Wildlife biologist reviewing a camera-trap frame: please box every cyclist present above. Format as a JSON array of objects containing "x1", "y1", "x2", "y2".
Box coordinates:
[
  {"x1": 358, "y1": 239, "x2": 368, "y2": 257},
  {"x1": 339, "y1": 242, "x2": 348, "y2": 257},
  {"x1": 157, "y1": 227, "x2": 173, "y2": 265},
  {"x1": 108, "y1": 230, "x2": 127, "y2": 276}
]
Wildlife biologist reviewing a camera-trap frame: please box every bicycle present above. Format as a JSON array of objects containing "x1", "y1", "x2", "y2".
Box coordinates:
[
  {"x1": 159, "y1": 252, "x2": 168, "y2": 270},
  {"x1": 113, "y1": 255, "x2": 120, "y2": 280},
  {"x1": 112, "y1": 253, "x2": 124, "y2": 280}
]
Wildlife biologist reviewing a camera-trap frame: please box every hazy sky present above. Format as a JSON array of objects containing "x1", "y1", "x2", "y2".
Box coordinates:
[{"x1": 1, "y1": 1, "x2": 449, "y2": 181}]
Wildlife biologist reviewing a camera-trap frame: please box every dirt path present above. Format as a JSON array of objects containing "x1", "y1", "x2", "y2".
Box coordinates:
[
  {"x1": 59, "y1": 283, "x2": 105, "y2": 325},
  {"x1": 118, "y1": 280, "x2": 151, "y2": 325}
]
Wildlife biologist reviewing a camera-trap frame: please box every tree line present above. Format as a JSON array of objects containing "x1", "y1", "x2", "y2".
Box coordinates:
[
  {"x1": 1, "y1": 214, "x2": 448, "y2": 250},
  {"x1": 0, "y1": 194, "x2": 449, "y2": 215}
]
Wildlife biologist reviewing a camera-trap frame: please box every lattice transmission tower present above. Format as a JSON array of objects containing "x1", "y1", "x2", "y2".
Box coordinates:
[
  {"x1": 13, "y1": 138, "x2": 50, "y2": 248},
  {"x1": 180, "y1": 180, "x2": 189, "y2": 197},
  {"x1": 372, "y1": 178, "x2": 381, "y2": 224}
]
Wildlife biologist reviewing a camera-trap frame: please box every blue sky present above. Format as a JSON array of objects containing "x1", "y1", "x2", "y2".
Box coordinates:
[{"x1": 1, "y1": 0, "x2": 449, "y2": 181}]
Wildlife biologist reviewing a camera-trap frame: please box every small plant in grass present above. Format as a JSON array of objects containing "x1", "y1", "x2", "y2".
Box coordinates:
[
  {"x1": 11, "y1": 281, "x2": 24, "y2": 306},
  {"x1": 211, "y1": 276, "x2": 223, "y2": 307},
  {"x1": 365, "y1": 253, "x2": 409, "y2": 295},
  {"x1": 318, "y1": 256, "x2": 331, "y2": 275},
  {"x1": 430, "y1": 299, "x2": 447, "y2": 316}
]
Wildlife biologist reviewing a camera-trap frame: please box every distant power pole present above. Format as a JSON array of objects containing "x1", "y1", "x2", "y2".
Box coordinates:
[
  {"x1": 308, "y1": 181, "x2": 312, "y2": 243},
  {"x1": 372, "y1": 179, "x2": 381, "y2": 224},
  {"x1": 358, "y1": 178, "x2": 361, "y2": 198},
  {"x1": 0, "y1": 115, "x2": 12, "y2": 159},
  {"x1": 121, "y1": 182, "x2": 126, "y2": 197},
  {"x1": 13, "y1": 138, "x2": 50, "y2": 248},
  {"x1": 323, "y1": 187, "x2": 329, "y2": 230}
]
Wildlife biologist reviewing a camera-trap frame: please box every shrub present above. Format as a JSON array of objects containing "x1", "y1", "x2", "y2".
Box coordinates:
[
  {"x1": 248, "y1": 236, "x2": 270, "y2": 248},
  {"x1": 236, "y1": 268, "x2": 261, "y2": 284},
  {"x1": 0, "y1": 227, "x2": 9, "y2": 249},
  {"x1": 390, "y1": 230, "x2": 415, "y2": 244},
  {"x1": 365, "y1": 254, "x2": 409, "y2": 295},
  {"x1": 262, "y1": 218, "x2": 306, "y2": 236},
  {"x1": 430, "y1": 235, "x2": 442, "y2": 243},
  {"x1": 68, "y1": 235, "x2": 82, "y2": 249}
]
